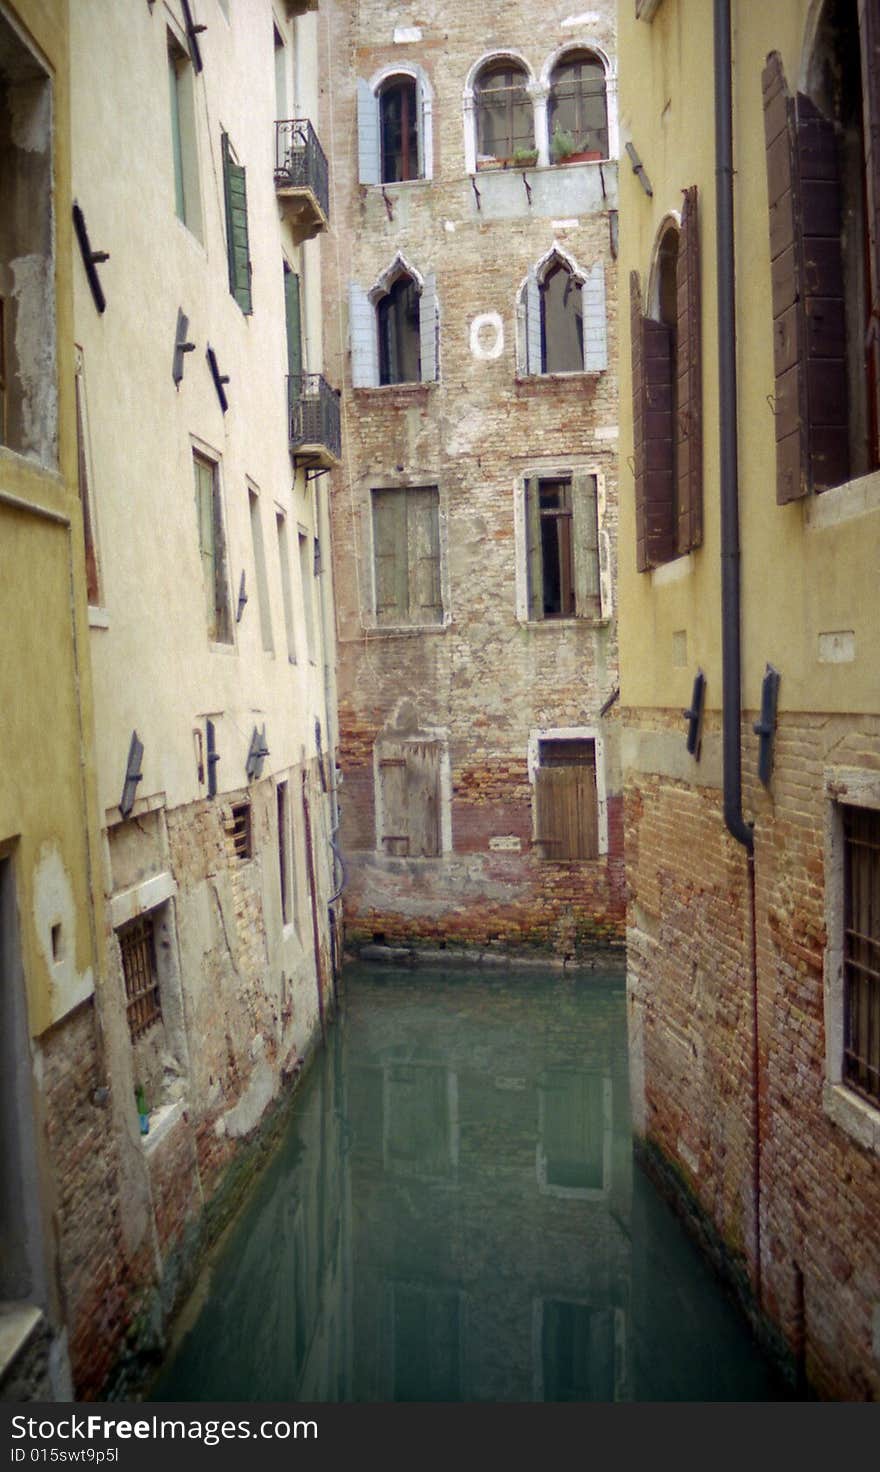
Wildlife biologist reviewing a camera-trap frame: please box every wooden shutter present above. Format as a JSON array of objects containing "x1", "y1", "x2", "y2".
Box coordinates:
[
  {"x1": 284, "y1": 267, "x2": 302, "y2": 380},
  {"x1": 372, "y1": 490, "x2": 408, "y2": 624},
  {"x1": 631, "y1": 271, "x2": 648, "y2": 572},
  {"x1": 762, "y1": 53, "x2": 847, "y2": 500},
  {"x1": 571, "y1": 472, "x2": 600, "y2": 617},
  {"x1": 859, "y1": 0, "x2": 880, "y2": 464},
  {"x1": 408, "y1": 487, "x2": 442, "y2": 624},
  {"x1": 525, "y1": 477, "x2": 543, "y2": 619},
  {"x1": 378, "y1": 754, "x2": 408, "y2": 853},
  {"x1": 405, "y1": 740, "x2": 440, "y2": 857},
  {"x1": 349, "y1": 282, "x2": 379, "y2": 387},
  {"x1": 525, "y1": 267, "x2": 542, "y2": 374},
  {"x1": 419, "y1": 272, "x2": 438, "y2": 382},
  {"x1": 534, "y1": 762, "x2": 599, "y2": 860},
  {"x1": 676, "y1": 186, "x2": 702, "y2": 552},
  {"x1": 642, "y1": 315, "x2": 676, "y2": 564},
  {"x1": 581, "y1": 261, "x2": 608, "y2": 372},
  {"x1": 357, "y1": 78, "x2": 381, "y2": 185},
  {"x1": 221, "y1": 133, "x2": 252, "y2": 314}
]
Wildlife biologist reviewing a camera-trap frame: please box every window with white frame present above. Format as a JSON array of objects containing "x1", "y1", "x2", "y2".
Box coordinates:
[
  {"x1": 547, "y1": 49, "x2": 608, "y2": 162},
  {"x1": 518, "y1": 247, "x2": 607, "y2": 376},
  {"x1": 167, "y1": 29, "x2": 203, "y2": 239},
  {"x1": 357, "y1": 66, "x2": 433, "y2": 184},
  {"x1": 531, "y1": 733, "x2": 607, "y2": 861},
  {"x1": 517, "y1": 469, "x2": 611, "y2": 624},
  {"x1": 474, "y1": 58, "x2": 534, "y2": 164},
  {"x1": 349, "y1": 256, "x2": 438, "y2": 387}
]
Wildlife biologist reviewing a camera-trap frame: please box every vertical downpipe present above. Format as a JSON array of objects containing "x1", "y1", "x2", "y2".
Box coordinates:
[{"x1": 714, "y1": 0, "x2": 761, "y2": 1307}]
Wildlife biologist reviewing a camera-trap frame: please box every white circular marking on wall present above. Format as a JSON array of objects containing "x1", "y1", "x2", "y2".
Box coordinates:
[{"x1": 470, "y1": 312, "x2": 504, "y2": 360}]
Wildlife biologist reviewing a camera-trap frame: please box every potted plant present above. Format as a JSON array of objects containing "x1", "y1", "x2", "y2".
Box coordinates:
[
  {"x1": 551, "y1": 125, "x2": 576, "y2": 163},
  {"x1": 512, "y1": 145, "x2": 539, "y2": 169}
]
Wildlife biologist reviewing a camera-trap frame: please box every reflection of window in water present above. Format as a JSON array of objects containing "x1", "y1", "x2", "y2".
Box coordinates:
[
  {"x1": 537, "y1": 1070, "x2": 612, "y2": 1197},
  {"x1": 383, "y1": 1062, "x2": 458, "y2": 1178},
  {"x1": 386, "y1": 1282, "x2": 462, "y2": 1402},
  {"x1": 538, "y1": 1300, "x2": 623, "y2": 1402}
]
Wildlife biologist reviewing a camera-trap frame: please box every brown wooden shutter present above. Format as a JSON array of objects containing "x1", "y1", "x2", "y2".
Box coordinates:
[
  {"x1": 642, "y1": 316, "x2": 676, "y2": 564},
  {"x1": 630, "y1": 271, "x2": 648, "y2": 572},
  {"x1": 859, "y1": 0, "x2": 880, "y2": 465},
  {"x1": 534, "y1": 765, "x2": 599, "y2": 860},
  {"x1": 762, "y1": 52, "x2": 848, "y2": 501},
  {"x1": 676, "y1": 185, "x2": 702, "y2": 553}
]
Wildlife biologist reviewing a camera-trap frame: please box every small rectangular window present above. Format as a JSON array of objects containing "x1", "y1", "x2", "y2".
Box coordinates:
[
  {"x1": 231, "y1": 801, "x2": 252, "y2": 861},
  {"x1": 119, "y1": 915, "x2": 162, "y2": 1042},
  {"x1": 372, "y1": 486, "x2": 442, "y2": 626},
  {"x1": 276, "y1": 511, "x2": 296, "y2": 660},
  {"x1": 277, "y1": 780, "x2": 291, "y2": 925},
  {"x1": 193, "y1": 452, "x2": 233, "y2": 644},
  {"x1": 534, "y1": 739, "x2": 599, "y2": 860},
  {"x1": 167, "y1": 34, "x2": 203, "y2": 238},
  {"x1": 843, "y1": 804, "x2": 880, "y2": 1106}
]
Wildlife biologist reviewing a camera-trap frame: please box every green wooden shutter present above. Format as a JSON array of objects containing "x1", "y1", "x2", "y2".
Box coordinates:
[
  {"x1": 222, "y1": 132, "x2": 252, "y2": 314},
  {"x1": 284, "y1": 266, "x2": 302, "y2": 382},
  {"x1": 408, "y1": 487, "x2": 442, "y2": 624},
  {"x1": 525, "y1": 477, "x2": 543, "y2": 619},
  {"x1": 571, "y1": 472, "x2": 600, "y2": 618},
  {"x1": 372, "y1": 490, "x2": 408, "y2": 624}
]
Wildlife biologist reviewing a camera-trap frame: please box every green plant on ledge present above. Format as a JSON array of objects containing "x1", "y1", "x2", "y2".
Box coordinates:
[
  {"x1": 550, "y1": 125, "x2": 576, "y2": 162},
  {"x1": 512, "y1": 145, "x2": 539, "y2": 168}
]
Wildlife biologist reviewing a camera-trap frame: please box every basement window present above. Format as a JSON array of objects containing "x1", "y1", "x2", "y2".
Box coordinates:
[
  {"x1": 119, "y1": 914, "x2": 162, "y2": 1042},
  {"x1": 533, "y1": 737, "x2": 600, "y2": 861},
  {"x1": 230, "y1": 801, "x2": 252, "y2": 860}
]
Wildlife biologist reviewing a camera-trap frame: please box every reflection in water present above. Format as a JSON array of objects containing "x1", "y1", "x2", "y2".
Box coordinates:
[{"x1": 150, "y1": 964, "x2": 789, "y2": 1403}]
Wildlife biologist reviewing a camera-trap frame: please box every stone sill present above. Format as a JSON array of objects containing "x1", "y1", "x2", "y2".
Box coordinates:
[
  {"x1": 519, "y1": 617, "x2": 611, "y2": 631},
  {"x1": 823, "y1": 1081, "x2": 880, "y2": 1156},
  {"x1": 0, "y1": 1303, "x2": 42, "y2": 1382},
  {"x1": 351, "y1": 382, "x2": 434, "y2": 403},
  {"x1": 805, "y1": 466, "x2": 880, "y2": 531},
  {"x1": 142, "y1": 1099, "x2": 185, "y2": 1156},
  {"x1": 360, "y1": 621, "x2": 448, "y2": 638}
]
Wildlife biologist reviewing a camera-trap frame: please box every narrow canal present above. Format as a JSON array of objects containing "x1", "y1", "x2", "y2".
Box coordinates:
[{"x1": 149, "y1": 962, "x2": 789, "y2": 1402}]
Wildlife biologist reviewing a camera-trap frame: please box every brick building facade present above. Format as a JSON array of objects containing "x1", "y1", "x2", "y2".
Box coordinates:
[{"x1": 320, "y1": 0, "x2": 624, "y2": 956}]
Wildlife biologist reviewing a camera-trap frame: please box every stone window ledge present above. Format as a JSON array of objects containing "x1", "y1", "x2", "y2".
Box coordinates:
[
  {"x1": 823, "y1": 1081, "x2": 880, "y2": 1157},
  {"x1": 0, "y1": 1303, "x2": 43, "y2": 1381},
  {"x1": 142, "y1": 1099, "x2": 186, "y2": 1156},
  {"x1": 805, "y1": 467, "x2": 880, "y2": 531}
]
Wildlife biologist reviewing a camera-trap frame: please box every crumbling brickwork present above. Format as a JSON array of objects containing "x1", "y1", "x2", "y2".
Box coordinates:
[{"x1": 322, "y1": 0, "x2": 623, "y2": 952}]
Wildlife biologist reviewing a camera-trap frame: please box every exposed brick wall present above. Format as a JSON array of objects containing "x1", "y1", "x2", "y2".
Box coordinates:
[
  {"x1": 625, "y1": 706, "x2": 880, "y2": 1399},
  {"x1": 322, "y1": 0, "x2": 622, "y2": 952}
]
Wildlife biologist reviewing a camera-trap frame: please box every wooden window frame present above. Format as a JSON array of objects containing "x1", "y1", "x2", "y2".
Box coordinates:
[
  {"x1": 529, "y1": 728, "x2": 608, "y2": 861},
  {"x1": 474, "y1": 61, "x2": 533, "y2": 163},
  {"x1": 119, "y1": 914, "x2": 162, "y2": 1042},
  {"x1": 370, "y1": 484, "x2": 443, "y2": 628},
  {"x1": 379, "y1": 76, "x2": 419, "y2": 183},
  {"x1": 230, "y1": 801, "x2": 252, "y2": 861},
  {"x1": 842, "y1": 804, "x2": 880, "y2": 1106},
  {"x1": 547, "y1": 51, "x2": 608, "y2": 160},
  {"x1": 523, "y1": 473, "x2": 602, "y2": 623}
]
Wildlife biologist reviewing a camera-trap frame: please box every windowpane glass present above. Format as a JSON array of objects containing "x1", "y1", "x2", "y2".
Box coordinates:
[
  {"x1": 475, "y1": 64, "x2": 532, "y2": 159},
  {"x1": 378, "y1": 274, "x2": 421, "y2": 385},
  {"x1": 542, "y1": 263, "x2": 583, "y2": 374},
  {"x1": 380, "y1": 78, "x2": 418, "y2": 182},
  {"x1": 548, "y1": 54, "x2": 608, "y2": 158}
]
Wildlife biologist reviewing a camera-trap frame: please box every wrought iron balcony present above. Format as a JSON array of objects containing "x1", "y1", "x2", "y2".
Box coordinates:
[
  {"x1": 288, "y1": 374, "x2": 341, "y2": 469},
  {"x1": 274, "y1": 119, "x2": 329, "y2": 241}
]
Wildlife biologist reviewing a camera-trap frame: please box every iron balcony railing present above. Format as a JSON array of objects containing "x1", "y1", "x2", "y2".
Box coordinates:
[
  {"x1": 288, "y1": 374, "x2": 341, "y2": 461},
  {"x1": 274, "y1": 118, "x2": 330, "y2": 221}
]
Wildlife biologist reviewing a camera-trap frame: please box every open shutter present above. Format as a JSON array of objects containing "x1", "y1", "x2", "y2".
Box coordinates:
[
  {"x1": 406, "y1": 741, "x2": 440, "y2": 856},
  {"x1": 372, "y1": 490, "x2": 409, "y2": 624},
  {"x1": 642, "y1": 315, "x2": 676, "y2": 564},
  {"x1": 571, "y1": 472, "x2": 600, "y2": 618},
  {"x1": 526, "y1": 267, "x2": 542, "y2": 375},
  {"x1": 419, "y1": 272, "x2": 438, "y2": 381},
  {"x1": 357, "y1": 78, "x2": 380, "y2": 185},
  {"x1": 631, "y1": 271, "x2": 648, "y2": 572},
  {"x1": 284, "y1": 267, "x2": 302, "y2": 380},
  {"x1": 221, "y1": 133, "x2": 252, "y2": 314},
  {"x1": 408, "y1": 487, "x2": 442, "y2": 624},
  {"x1": 416, "y1": 80, "x2": 430, "y2": 179},
  {"x1": 349, "y1": 281, "x2": 379, "y2": 387},
  {"x1": 859, "y1": 1, "x2": 880, "y2": 464},
  {"x1": 676, "y1": 186, "x2": 702, "y2": 552},
  {"x1": 598, "y1": 529, "x2": 612, "y2": 620},
  {"x1": 762, "y1": 53, "x2": 847, "y2": 500},
  {"x1": 525, "y1": 477, "x2": 543, "y2": 619},
  {"x1": 581, "y1": 262, "x2": 608, "y2": 372}
]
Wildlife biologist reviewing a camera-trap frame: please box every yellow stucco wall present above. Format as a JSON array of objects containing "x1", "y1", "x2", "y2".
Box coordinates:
[
  {"x1": 618, "y1": 0, "x2": 878, "y2": 719},
  {"x1": 0, "y1": 0, "x2": 103, "y2": 1036}
]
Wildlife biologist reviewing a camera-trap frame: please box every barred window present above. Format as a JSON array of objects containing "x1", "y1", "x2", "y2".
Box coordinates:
[
  {"x1": 119, "y1": 915, "x2": 162, "y2": 1042},
  {"x1": 843, "y1": 804, "x2": 880, "y2": 1106}
]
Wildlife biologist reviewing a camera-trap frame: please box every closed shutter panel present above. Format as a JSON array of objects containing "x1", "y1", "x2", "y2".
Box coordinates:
[
  {"x1": 526, "y1": 267, "x2": 542, "y2": 375},
  {"x1": 676, "y1": 186, "x2": 702, "y2": 552},
  {"x1": 416, "y1": 81, "x2": 429, "y2": 178},
  {"x1": 222, "y1": 133, "x2": 252, "y2": 314},
  {"x1": 630, "y1": 271, "x2": 648, "y2": 572},
  {"x1": 571, "y1": 472, "x2": 600, "y2": 618},
  {"x1": 534, "y1": 763, "x2": 599, "y2": 860},
  {"x1": 372, "y1": 490, "x2": 408, "y2": 624},
  {"x1": 525, "y1": 477, "x2": 543, "y2": 619},
  {"x1": 408, "y1": 487, "x2": 442, "y2": 624},
  {"x1": 419, "y1": 272, "x2": 438, "y2": 381},
  {"x1": 598, "y1": 529, "x2": 612, "y2": 620},
  {"x1": 284, "y1": 267, "x2": 302, "y2": 380},
  {"x1": 581, "y1": 261, "x2": 608, "y2": 372},
  {"x1": 859, "y1": 0, "x2": 880, "y2": 464},
  {"x1": 406, "y1": 741, "x2": 440, "y2": 857},
  {"x1": 378, "y1": 752, "x2": 408, "y2": 853},
  {"x1": 642, "y1": 315, "x2": 676, "y2": 564},
  {"x1": 762, "y1": 53, "x2": 848, "y2": 500},
  {"x1": 357, "y1": 78, "x2": 381, "y2": 185},
  {"x1": 349, "y1": 281, "x2": 379, "y2": 387}
]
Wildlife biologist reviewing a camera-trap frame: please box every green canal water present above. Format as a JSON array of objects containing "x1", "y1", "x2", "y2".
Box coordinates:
[{"x1": 149, "y1": 962, "x2": 790, "y2": 1403}]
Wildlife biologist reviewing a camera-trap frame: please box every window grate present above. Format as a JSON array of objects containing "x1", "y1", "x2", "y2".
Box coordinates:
[
  {"x1": 843, "y1": 805, "x2": 880, "y2": 1105},
  {"x1": 231, "y1": 801, "x2": 252, "y2": 860},
  {"x1": 119, "y1": 915, "x2": 161, "y2": 1042}
]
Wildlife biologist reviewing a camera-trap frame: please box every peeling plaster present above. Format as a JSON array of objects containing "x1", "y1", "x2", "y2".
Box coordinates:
[
  {"x1": 9, "y1": 79, "x2": 51, "y2": 153},
  {"x1": 33, "y1": 843, "x2": 94, "y2": 1022},
  {"x1": 11, "y1": 253, "x2": 57, "y2": 463},
  {"x1": 216, "y1": 1059, "x2": 276, "y2": 1138}
]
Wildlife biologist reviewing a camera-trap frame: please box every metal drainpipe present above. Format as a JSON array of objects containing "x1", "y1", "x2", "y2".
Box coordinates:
[{"x1": 715, "y1": 0, "x2": 762, "y2": 1311}]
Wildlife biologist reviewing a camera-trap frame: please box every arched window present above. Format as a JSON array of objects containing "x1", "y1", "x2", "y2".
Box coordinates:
[
  {"x1": 518, "y1": 248, "x2": 607, "y2": 376},
  {"x1": 541, "y1": 261, "x2": 583, "y2": 373},
  {"x1": 379, "y1": 75, "x2": 419, "y2": 183},
  {"x1": 474, "y1": 60, "x2": 533, "y2": 163},
  {"x1": 548, "y1": 50, "x2": 608, "y2": 161},
  {"x1": 378, "y1": 273, "x2": 421, "y2": 385}
]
